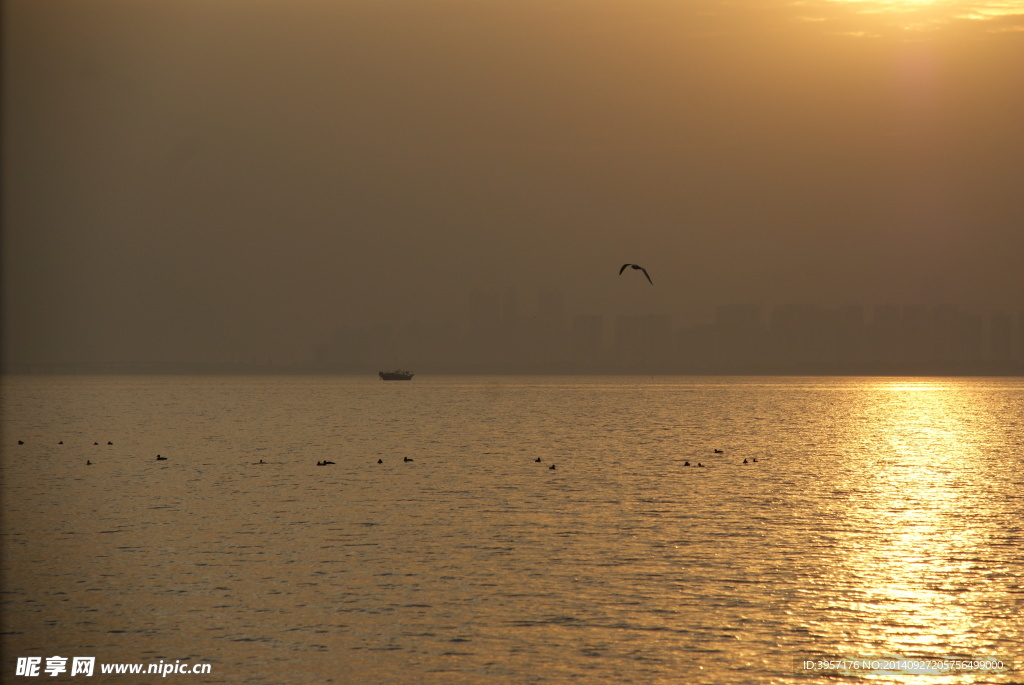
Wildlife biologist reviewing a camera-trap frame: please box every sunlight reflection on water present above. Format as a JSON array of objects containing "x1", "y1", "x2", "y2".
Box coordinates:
[
  {"x1": 1, "y1": 375, "x2": 1021, "y2": 683},
  {"x1": 816, "y1": 380, "x2": 1022, "y2": 681}
]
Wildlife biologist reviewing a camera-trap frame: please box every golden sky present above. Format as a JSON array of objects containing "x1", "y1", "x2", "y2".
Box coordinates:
[{"x1": 3, "y1": 0, "x2": 1023, "y2": 363}]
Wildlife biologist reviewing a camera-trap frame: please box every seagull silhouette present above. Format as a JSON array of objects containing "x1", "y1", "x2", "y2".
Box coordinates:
[{"x1": 619, "y1": 263, "x2": 653, "y2": 285}]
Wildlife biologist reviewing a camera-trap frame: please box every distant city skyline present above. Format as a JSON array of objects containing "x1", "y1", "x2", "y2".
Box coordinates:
[
  {"x1": 311, "y1": 291, "x2": 1024, "y2": 375},
  {"x1": 8, "y1": 288, "x2": 1020, "y2": 375}
]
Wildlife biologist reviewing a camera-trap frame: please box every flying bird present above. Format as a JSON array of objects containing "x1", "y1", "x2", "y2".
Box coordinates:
[{"x1": 619, "y1": 263, "x2": 653, "y2": 285}]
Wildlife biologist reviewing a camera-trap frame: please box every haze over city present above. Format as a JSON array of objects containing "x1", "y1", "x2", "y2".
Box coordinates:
[{"x1": 4, "y1": 0, "x2": 1024, "y2": 371}]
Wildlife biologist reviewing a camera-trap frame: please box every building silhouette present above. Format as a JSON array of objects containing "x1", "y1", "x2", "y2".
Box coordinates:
[{"x1": 301, "y1": 290, "x2": 1022, "y2": 375}]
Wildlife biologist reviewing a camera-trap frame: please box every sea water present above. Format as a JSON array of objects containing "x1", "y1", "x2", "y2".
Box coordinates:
[{"x1": 2, "y1": 375, "x2": 1022, "y2": 683}]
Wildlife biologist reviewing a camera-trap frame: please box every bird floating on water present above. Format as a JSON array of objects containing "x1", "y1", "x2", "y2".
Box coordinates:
[
  {"x1": 619, "y1": 263, "x2": 653, "y2": 285},
  {"x1": 156, "y1": 454, "x2": 167, "y2": 461},
  {"x1": 404, "y1": 456, "x2": 413, "y2": 462},
  {"x1": 549, "y1": 464, "x2": 557, "y2": 470},
  {"x1": 534, "y1": 457, "x2": 541, "y2": 463}
]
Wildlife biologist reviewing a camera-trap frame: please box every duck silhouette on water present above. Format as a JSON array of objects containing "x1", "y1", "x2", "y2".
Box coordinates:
[{"x1": 156, "y1": 454, "x2": 167, "y2": 461}]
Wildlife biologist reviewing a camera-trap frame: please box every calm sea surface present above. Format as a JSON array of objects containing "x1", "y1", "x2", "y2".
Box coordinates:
[{"x1": 2, "y1": 375, "x2": 1022, "y2": 684}]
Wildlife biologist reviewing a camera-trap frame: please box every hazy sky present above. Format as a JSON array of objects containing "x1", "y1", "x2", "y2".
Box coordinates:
[{"x1": 4, "y1": 0, "x2": 1024, "y2": 364}]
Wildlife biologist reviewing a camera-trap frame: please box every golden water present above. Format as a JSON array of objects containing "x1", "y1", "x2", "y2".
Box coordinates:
[{"x1": 2, "y1": 375, "x2": 1022, "y2": 683}]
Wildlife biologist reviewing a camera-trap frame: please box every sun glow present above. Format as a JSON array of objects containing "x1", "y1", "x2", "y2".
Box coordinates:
[{"x1": 811, "y1": 0, "x2": 1024, "y2": 32}]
